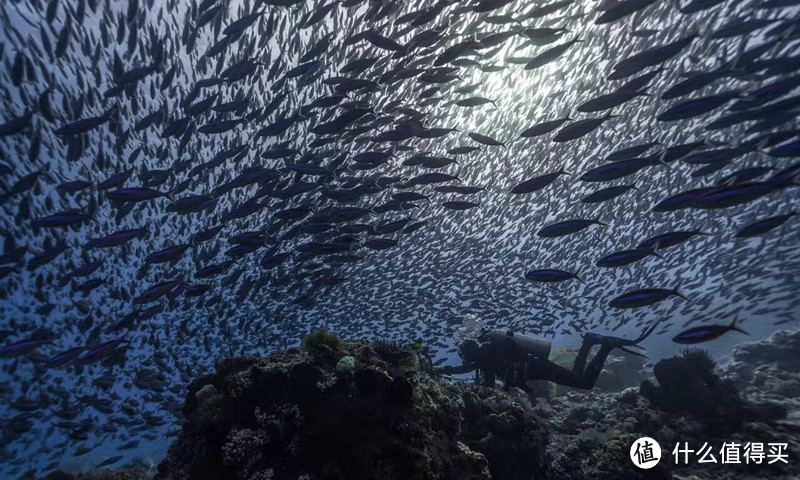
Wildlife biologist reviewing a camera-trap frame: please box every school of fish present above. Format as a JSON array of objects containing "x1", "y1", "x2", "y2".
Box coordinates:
[{"x1": 1, "y1": 0, "x2": 799, "y2": 475}]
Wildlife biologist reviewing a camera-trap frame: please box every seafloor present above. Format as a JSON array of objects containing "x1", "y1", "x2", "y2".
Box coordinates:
[{"x1": 39, "y1": 328, "x2": 800, "y2": 480}]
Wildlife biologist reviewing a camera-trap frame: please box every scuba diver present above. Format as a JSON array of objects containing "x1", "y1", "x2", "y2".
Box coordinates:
[{"x1": 435, "y1": 321, "x2": 660, "y2": 391}]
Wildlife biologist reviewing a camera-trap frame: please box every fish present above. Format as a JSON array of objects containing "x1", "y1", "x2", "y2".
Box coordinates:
[
  {"x1": 54, "y1": 106, "x2": 118, "y2": 136},
  {"x1": 520, "y1": 117, "x2": 571, "y2": 137},
  {"x1": 468, "y1": 132, "x2": 505, "y2": 147},
  {"x1": 651, "y1": 186, "x2": 719, "y2": 212},
  {"x1": 661, "y1": 68, "x2": 731, "y2": 100},
  {"x1": 692, "y1": 182, "x2": 783, "y2": 209},
  {"x1": 31, "y1": 210, "x2": 94, "y2": 229},
  {"x1": 96, "y1": 455, "x2": 124, "y2": 467},
  {"x1": 657, "y1": 90, "x2": 741, "y2": 121},
  {"x1": 672, "y1": 319, "x2": 749, "y2": 344},
  {"x1": 609, "y1": 286, "x2": 687, "y2": 309},
  {"x1": 43, "y1": 347, "x2": 86, "y2": 368},
  {"x1": 596, "y1": 0, "x2": 658, "y2": 24},
  {"x1": 636, "y1": 230, "x2": 709, "y2": 250},
  {"x1": 580, "y1": 185, "x2": 637, "y2": 203},
  {"x1": 106, "y1": 188, "x2": 171, "y2": 203},
  {"x1": 609, "y1": 35, "x2": 696, "y2": 79},
  {"x1": 524, "y1": 37, "x2": 582, "y2": 70},
  {"x1": 524, "y1": 269, "x2": 583, "y2": 283},
  {"x1": 553, "y1": 112, "x2": 618, "y2": 142},
  {"x1": 736, "y1": 213, "x2": 796, "y2": 238},
  {"x1": 510, "y1": 169, "x2": 569, "y2": 194},
  {"x1": 537, "y1": 218, "x2": 607, "y2": 238},
  {"x1": 86, "y1": 228, "x2": 148, "y2": 249},
  {"x1": 0, "y1": 338, "x2": 53, "y2": 358},
  {"x1": 442, "y1": 201, "x2": 479, "y2": 210},
  {"x1": 596, "y1": 246, "x2": 661, "y2": 268}
]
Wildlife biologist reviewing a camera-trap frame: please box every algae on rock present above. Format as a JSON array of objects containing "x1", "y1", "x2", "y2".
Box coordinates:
[{"x1": 156, "y1": 337, "x2": 548, "y2": 480}]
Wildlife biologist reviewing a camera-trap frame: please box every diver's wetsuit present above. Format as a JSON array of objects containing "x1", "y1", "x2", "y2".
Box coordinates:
[{"x1": 435, "y1": 335, "x2": 617, "y2": 390}]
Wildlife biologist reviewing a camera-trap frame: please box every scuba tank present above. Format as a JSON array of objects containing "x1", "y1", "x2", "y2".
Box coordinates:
[{"x1": 488, "y1": 329, "x2": 551, "y2": 359}]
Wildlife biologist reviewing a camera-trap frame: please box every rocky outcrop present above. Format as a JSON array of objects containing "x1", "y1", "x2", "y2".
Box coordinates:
[
  {"x1": 545, "y1": 384, "x2": 798, "y2": 480},
  {"x1": 721, "y1": 328, "x2": 800, "y2": 416},
  {"x1": 640, "y1": 349, "x2": 753, "y2": 435},
  {"x1": 546, "y1": 388, "x2": 674, "y2": 480},
  {"x1": 543, "y1": 330, "x2": 800, "y2": 480},
  {"x1": 155, "y1": 333, "x2": 548, "y2": 480}
]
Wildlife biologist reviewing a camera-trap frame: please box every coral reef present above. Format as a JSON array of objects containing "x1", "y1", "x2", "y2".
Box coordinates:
[
  {"x1": 640, "y1": 348, "x2": 786, "y2": 435},
  {"x1": 640, "y1": 348, "x2": 750, "y2": 435},
  {"x1": 68, "y1": 329, "x2": 796, "y2": 480},
  {"x1": 155, "y1": 334, "x2": 548, "y2": 480},
  {"x1": 300, "y1": 328, "x2": 345, "y2": 363},
  {"x1": 720, "y1": 329, "x2": 800, "y2": 417},
  {"x1": 543, "y1": 331, "x2": 800, "y2": 480}
]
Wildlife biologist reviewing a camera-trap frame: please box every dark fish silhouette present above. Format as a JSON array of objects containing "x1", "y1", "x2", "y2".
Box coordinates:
[
  {"x1": 609, "y1": 286, "x2": 687, "y2": 309},
  {"x1": 524, "y1": 269, "x2": 583, "y2": 283},
  {"x1": 672, "y1": 319, "x2": 749, "y2": 344},
  {"x1": 510, "y1": 169, "x2": 568, "y2": 194},
  {"x1": 736, "y1": 213, "x2": 796, "y2": 238}
]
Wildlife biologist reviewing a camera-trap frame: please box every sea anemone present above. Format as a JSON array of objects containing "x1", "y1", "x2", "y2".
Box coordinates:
[
  {"x1": 681, "y1": 347, "x2": 716, "y2": 376},
  {"x1": 301, "y1": 328, "x2": 344, "y2": 357}
]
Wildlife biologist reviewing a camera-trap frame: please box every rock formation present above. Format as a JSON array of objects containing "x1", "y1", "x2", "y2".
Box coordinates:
[{"x1": 155, "y1": 331, "x2": 548, "y2": 480}]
